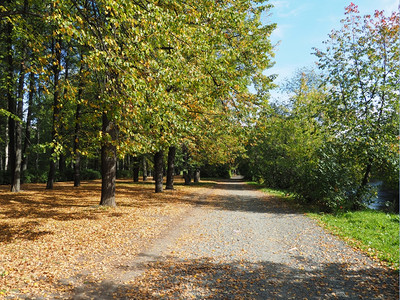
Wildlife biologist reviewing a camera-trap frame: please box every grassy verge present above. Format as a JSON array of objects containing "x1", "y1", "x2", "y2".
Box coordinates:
[
  {"x1": 251, "y1": 182, "x2": 400, "y2": 270},
  {"x1": 309, "y1": 210, "x2": 399, "y2": 270}
]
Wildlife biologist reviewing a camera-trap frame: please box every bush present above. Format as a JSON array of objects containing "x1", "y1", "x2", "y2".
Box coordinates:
[
  {"x1": 57, "y1": 168, "x2": 74, "y2": 182},
  {"x1": 117, "y1": 169, "x2": 131, "y2": 179},
  {"x1": 80, "y1": 168, "x2": 101, "y2": 180},
  {"x1": 200, "y1": 164, "x2": 231, "y2": 179},
  {"x1": 23, "y1": 171, "x2": 48, "y2": 183},
  {"x1": 0, "y1": 170, "x2": 11, "y2": 185}
]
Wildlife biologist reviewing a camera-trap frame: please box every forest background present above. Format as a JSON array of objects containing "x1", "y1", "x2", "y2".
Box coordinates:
[{"x1": 0, "y1": 0, "x2": 398, "y2": 212}]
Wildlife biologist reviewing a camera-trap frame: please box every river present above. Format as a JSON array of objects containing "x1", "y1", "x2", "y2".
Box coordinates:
[{"x1": 368, "y1": 181, "x2": 398, "y2": 211}]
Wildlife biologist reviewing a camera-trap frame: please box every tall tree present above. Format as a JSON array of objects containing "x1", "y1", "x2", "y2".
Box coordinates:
[
  {"x1": 22, "y1": 71, "x2": 35, "y2": 173},
  {"x1": 46, "y1": 36, "x2": 62, "y2": 190},
  {"x1": 314, "y1": 4, "x2": 399, "y2": 205},
  {"x1": 6, "y1": 3, "x2": 16, "y2": 190}
]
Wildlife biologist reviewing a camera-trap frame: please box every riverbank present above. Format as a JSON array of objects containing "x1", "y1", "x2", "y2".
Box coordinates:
[
  {"x1": 309, "y1": 210, "x2": 399, "y2": 270},
  {"x1": 253, "y1": 183, "x2": 399, "y2": 270}
]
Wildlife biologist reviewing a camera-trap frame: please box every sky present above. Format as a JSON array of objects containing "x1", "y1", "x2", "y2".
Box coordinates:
[{"x1": 262, "y1": 0, "x2": 399, "y2": 102}]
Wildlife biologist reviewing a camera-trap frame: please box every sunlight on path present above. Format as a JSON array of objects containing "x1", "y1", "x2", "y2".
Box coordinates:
[{"x1": 126, "y1": 181, "x2": 398, "y2": 299}]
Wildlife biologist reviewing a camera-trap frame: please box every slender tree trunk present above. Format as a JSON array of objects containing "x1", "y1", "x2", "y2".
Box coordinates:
[
  {"x1": 73, "y1": 101, "x2": 81, "y2": 187},
  {"x1": 6, "y1": 9, "x2": 15, "y2": 190},
  {"x1": 182, "y1": 145, "x2": 191, "y2": 185},
  {"x1": 353, "y1": 158, "x2": 374, "y2": 210},
  {"x1": 73, "y1": 60, "x2": 82, "y2": 187},
  {"x1": 22, "y1": 71, "x2": 35, "y2": 173},
  {"x1": 59, "y1": 155, "x2": 66, "y2": 177},
  {"x1": 194, "y1": 168, "x2": 200, "y2": 183},
  {"x1": 58, "y1": 53, "x2": 70, "y2": 179},
  {"x1": 142, "y1": 155, "x2": 147, "y2": 181},
  {"x1": 184, "y1": 170, "x2": 192, "y2": 185},
  {"x1": 166, "y1": 146, "x2": 176, "y2": 190},
  {"x1": 5, "y1": 124, "x2": 9, "y2": 172},
  {"x1": 46, "y1": 38, "x2": 62, "y2": 190},
  {"x1": 361, "y1": 158, "x2": 373, "y2": 187},
  {"x1": 100, "y1": 113, "x2": 117, "y2": 206},
  {"x1": 132, "y1": 156, "x2": 139, "y2": 182},
  {"x1": 11, "y1": 0, "x2": 29, "y2": 191},
  {"x1": 12, "y1": 58, "x2": 26, "y2": 192},
  {"x1": 154, "y1": 150, "x2": 164, "y2": 193},
  {"x1": 35, "y1": 125, "x2": 39, "y2": 173}
]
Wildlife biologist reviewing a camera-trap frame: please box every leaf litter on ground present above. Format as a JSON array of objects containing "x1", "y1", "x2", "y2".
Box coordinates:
[{"x1": 0, "y1": 178, "x2": 213, "y2": 298}]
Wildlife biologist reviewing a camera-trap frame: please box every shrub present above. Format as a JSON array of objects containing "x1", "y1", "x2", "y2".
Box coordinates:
[
  {"x1": 117, "y1": 169, "x2": 131, "y2": 179},
  {"x1": 23, "y1": 171, "x2": 48, "y2": 183},
  {"x1": 80, "y1": 168, "x2": 101, "y2": 180},
  {"x1": 200, "y1": 164, "x2": 231, "y2": 179}
]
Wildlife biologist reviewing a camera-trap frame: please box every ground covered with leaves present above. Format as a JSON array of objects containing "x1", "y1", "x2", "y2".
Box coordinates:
[
  {"x1": 0, "y1": 178, "x2": 398, "y2": 299},
  {"x1": 0, "y1": 178, "x2": 209, "y2": 299}
]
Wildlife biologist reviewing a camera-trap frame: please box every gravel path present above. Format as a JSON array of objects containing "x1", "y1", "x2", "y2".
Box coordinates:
[{"x1": 72, "y1": 179, "x2": 398, "y2": 299}]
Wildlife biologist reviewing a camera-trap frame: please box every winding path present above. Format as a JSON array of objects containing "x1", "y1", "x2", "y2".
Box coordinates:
[{"x1": 73, "y1": 179, "x2": 398, "y2": 299}]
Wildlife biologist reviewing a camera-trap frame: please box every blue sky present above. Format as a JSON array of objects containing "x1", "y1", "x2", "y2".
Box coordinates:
[{"x1": 263, "y1": 0, "x2": 399, "y2": 101}]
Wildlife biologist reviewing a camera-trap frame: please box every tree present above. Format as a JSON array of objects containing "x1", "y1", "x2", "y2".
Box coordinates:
[
  {"x1": 0, "y1": 0, "x2": 276, "y2": 205},
  {"x1": 314, "y1": 4, "x2": 399, "y2": 207},
  {"x1": 154, "y1": 150, "x2": 164, "y2": 193},
  {"x1": 166, "y1": 146, "x2": 176, "y2": 190}
]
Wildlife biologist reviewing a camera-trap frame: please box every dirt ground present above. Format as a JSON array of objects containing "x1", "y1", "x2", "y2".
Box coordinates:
[{"x1": 0, "y1": 178, "x2": 398, "y2": 299}]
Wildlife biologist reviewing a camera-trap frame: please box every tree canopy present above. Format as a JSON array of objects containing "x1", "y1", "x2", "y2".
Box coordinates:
[
  {"x1": 240, "y1": 4, "x2": 399, "y2": 212},
  {"x1": 0, "y1": 0, "x2": 276, "y2": 205}
]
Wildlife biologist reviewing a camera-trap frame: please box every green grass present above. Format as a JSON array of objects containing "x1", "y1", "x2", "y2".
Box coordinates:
[
  {"x1": 309, "y1": 210, "x2": 399, "y2": 270},
  {"x1": 253, "y1": 183, "x2": 400, "y2": 270},
  {"x1": 246, "y1": 182, "x2": 289, "y2": 198}
]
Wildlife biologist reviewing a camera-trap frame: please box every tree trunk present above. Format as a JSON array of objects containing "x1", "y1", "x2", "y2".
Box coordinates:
[
  {"x1": 46, "y1": 38, "x2": 62, "y2": 190},
  {"x1": 100, "y1": 113, "x2": 117, "y2": 206},
  {"x1": 73, "y1": 60, "x2": 82, "y2": 187},
  {"x1": 182, "y1": 145, "x2": 191, "y2": 185},
  {"x1": 59, "y1": 154, "x2": 66, "y2": 177},
  {"x1": 73, "y1": 101, "x2": 81, "y2": 187},
  {"x1": 22, "y1": 71, "x2": 35, "y2": 173},
  {"x1": 194, "y1": 168, "x2": 200, "y2": 183},
  {"x1": 6, "y1": 10, "x2": 15, "y2": 190},
  {"x1": 11, "y1": 59, "x2": 26, "y2": 192},
  {"x1": 353, "y1": 158, "x2": 373, "y2": 210},
  {"x1": 154, "y1": 150, "x2": 164, "y2": 193},
  {"x1": 5, "y1": 124, "x2": 9, "y2": 172},
  {"x1": 132, "y1": 156, "x2": 139, "y2": 182},
  {"x1": 166, "y1": 146, "x2": 176, "y2": 190},
  {"x1": 184, "y1": 170, "x2": 192, "y2": 185},
  {"x1": 142, "y1": 155, "x2": 147, "y2": 181},
  {"x1": 361, "y1": 158, "x2": 373, "y2": 187},
  {"x1": 58, "y1": 51, "x2": 70, "y2": 180}
]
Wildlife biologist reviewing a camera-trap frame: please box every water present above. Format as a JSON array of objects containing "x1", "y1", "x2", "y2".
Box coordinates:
[{"x1": 368, "y1": 181, "x2": 398, "y2": 211}]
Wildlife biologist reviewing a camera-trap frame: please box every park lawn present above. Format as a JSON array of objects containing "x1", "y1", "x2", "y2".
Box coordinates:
[{"x1": 309, "y1": 210, "x2": 399, "y2": 270}]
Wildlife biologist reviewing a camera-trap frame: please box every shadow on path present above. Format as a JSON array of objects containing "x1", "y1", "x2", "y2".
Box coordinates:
[
  {"x1": 61, "y1": 256, "x2": 398, "y2": 299},
  {"x1": 177, "y1": 179, "x2": 296, "y2": 215}
]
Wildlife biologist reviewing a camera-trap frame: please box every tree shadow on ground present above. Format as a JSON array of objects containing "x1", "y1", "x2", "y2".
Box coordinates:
[
  {"x1": 0, "y1": 177, "x2": 216, "y2": 242},
  {"x1": 0, "y1": 222, "x2": 53, "y2": 243},
  {"x1": 117, "y1": 178, "x2": 296, "y2": 215},
  {"x1": 47, "y1": 256, "x2": 398, "y2": 299},
  {"x1": 175, "y1": 180, "x2": 297, "y2": 215},
  {"x1": 0, "y1": 178, "x2": 294, "y2": 243}
]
